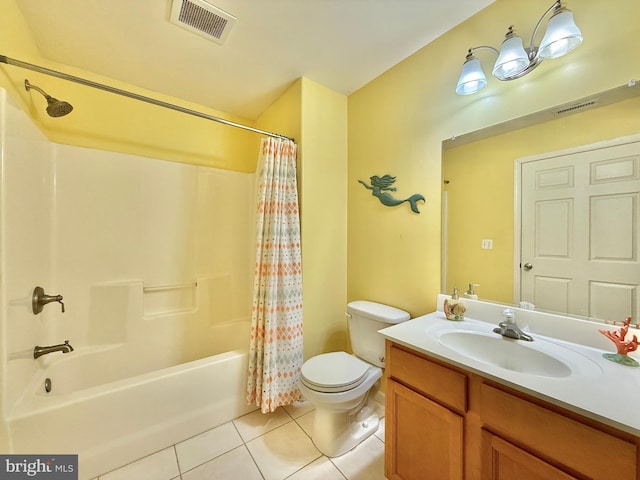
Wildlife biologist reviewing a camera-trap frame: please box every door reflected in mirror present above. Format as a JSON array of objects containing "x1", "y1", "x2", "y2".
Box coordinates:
[{"x1": 442, "y1": 84, "x2": 640, "y2": 325}]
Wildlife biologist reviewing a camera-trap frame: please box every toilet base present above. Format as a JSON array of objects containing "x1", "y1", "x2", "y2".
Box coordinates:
[{"x1": 311, "y1": 403, "x2": 380, "y2": 457}]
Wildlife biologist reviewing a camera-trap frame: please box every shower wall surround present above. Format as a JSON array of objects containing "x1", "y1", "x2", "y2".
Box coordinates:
[{"x1": 0, "y1": 88, "x2": 255, "y2": 423}]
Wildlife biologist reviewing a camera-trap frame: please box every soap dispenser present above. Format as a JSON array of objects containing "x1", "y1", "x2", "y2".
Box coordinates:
[
  {"x1": 463, "y1": 283, "x2": 479, "y2": 300},
  {"x1": 444, "y1": 287, "x2": 466, "y2": 321}
]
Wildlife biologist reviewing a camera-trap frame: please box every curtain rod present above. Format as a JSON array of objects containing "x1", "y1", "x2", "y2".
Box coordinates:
[{"x1": 0, "y1": 54, "x2": 294, "y2": 142}]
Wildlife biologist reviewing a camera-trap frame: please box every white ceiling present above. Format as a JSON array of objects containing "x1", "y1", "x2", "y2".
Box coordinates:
[{"x1": 15, "y1": 0, "x2": 494, "y2": 119}]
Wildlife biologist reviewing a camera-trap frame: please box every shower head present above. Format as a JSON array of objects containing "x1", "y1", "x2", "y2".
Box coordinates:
[{"x1": 24, "y1": 79, "x2": 73, "y2": 117}]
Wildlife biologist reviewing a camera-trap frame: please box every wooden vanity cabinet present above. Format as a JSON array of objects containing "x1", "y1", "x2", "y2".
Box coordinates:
[
  {"x1": 385, "y1": 342, "x2": 467, "y2": 480},
  {"x1": 385, "y1": 344, "x2": 466, "y2": 480},
  {"x1": 384, "y1": 341, "x2": 639, "y2": 480},
  {"x1": 481, "y1": 430, "x2": 577, "y2": 480},
  {"x1": 386, "y1": 380, "x2": 463, "y2": 479}
]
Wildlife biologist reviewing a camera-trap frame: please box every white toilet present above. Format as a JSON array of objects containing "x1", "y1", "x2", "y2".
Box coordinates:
[{"x1": 299, "y1": 300, "x2": 410, "y2": 457}]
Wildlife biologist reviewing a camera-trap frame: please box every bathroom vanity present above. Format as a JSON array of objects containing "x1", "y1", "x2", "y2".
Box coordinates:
[{"x1": 380, "y1": 295, "x2": 640, "y2": 480}]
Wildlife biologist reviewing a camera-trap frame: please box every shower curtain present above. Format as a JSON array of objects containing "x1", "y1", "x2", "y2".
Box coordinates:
[{"x1": 246, "y1": 137, "x2": 303, "y2": 413}]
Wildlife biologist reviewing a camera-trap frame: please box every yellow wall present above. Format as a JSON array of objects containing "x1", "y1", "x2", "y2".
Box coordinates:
[
  {"x1": 299, "y1": 78, "x2": 349, "y2": 357},
  {"x1": 0, "y1": 0, "x2": 259, "y2": 172},
  {"x1": 257, "y1": 78, "x2": 349, "y2": 358},
  {"x1": 256, "y1": 79, "x2": 302, "y2": 149},
  {"x1": 444, "y1": 97, "x2": 640, "y2": 303},
  {"x1": 348, "y1": 0, "x2": 640, "y2": 317},
  {"x1": 1, "y1": 0, "x2": 349, "y2": 362},
  {"x1": 2, "y1": 0, "x2": 639, "y2": 361}
]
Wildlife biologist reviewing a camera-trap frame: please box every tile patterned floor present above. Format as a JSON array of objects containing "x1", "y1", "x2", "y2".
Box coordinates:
[{"x1": 95, "y1": 400, "x2": 386, "y2": 480}]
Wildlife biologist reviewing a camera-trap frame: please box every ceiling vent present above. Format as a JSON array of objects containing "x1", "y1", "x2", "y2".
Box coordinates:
[
  {"x1": 170, "y1": 0, "x2": 236, "y2": 45},
  {"x1": 554, "y1": 98, "x2": 600, "y2": 117}
]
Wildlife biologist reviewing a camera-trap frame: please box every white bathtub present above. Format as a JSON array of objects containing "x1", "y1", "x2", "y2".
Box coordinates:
[{"x1": 6, "y1": 349, "x2": 256, "y2": 480}]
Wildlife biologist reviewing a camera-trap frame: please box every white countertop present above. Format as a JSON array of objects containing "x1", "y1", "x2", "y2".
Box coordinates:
[{"x1": 379, "y1": 295, "x2": 640, "y2": 437}]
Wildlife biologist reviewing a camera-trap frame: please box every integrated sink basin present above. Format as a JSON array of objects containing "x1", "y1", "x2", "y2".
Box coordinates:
[
  {"x1": 426, "y1": 321, "x2": 603, "y2": 378},
  {"x1": 439, "y1": 331, "x2": 570, "y2": 377}
]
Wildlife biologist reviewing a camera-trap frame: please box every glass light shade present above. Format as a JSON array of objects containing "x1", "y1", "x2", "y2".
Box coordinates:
[
  {"x1": 492, "y1": 35, "x2": 530, "y2": 80},
  {"x1": 456, "y1": 57, "x2": 487, "y2": 95},
  {"x1": 538, "y1": 9, "x2": 583, "y2": 58}
]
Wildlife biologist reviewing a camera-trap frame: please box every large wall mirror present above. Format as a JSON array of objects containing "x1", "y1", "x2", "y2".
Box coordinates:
[{"x1": 442, "y1": 82, "x2": 640, "y2": 325}]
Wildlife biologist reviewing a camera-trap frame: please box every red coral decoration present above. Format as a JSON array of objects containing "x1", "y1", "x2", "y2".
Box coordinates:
[{"x1": 599, "y1": 317, "x2": 639, "y2": 355}]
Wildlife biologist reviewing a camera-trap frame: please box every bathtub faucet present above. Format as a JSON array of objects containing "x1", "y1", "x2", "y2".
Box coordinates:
[
  {"x1": 34, "y1": 340, "x2": 74, "y2": 359},
  {"x1": 32, "y1": 286, "x2": 65, "y2": 314}
]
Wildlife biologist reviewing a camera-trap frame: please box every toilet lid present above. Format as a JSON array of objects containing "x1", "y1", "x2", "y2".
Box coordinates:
[{"x1": 301, "y1": 352, "x2": 370, "y2": 393}]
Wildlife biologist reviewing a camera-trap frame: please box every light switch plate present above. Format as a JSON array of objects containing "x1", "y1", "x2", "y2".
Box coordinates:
[{"x1": 481, "y1": 239, "x2": 493, "y2": 249}]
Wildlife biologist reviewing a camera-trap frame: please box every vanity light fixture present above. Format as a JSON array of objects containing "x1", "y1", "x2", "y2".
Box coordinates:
[{"x1": 456, "y1": 1, "x2": 583, "y2": 95}]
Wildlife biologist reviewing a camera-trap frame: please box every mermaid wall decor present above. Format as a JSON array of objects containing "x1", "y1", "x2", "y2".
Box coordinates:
[{"x1": 358, "y1": 175, "x2": 425, "y2": 214}]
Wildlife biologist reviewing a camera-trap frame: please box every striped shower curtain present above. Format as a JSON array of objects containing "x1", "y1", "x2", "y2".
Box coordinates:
[{"x1": 246, "y1": 137, "x2": 303, "y2": 413}]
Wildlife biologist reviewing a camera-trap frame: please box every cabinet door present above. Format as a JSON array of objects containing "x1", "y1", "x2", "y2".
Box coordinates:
[
  {"x1": 482, "y1": 430, "x2": 578, "y2": 480},
  {"x1": 385, "y1": 379, "x2": 463, "y2": 480},
  {"x1": 481, "y1": 383, "x2": 637, "y2": 480}
]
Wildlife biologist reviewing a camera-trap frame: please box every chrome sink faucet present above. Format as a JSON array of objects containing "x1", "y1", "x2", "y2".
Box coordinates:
[
  {"x1": 493, "y1": 309, "x2": 533, "y2": 342},
  {"x1": 34, "y1": 340, "x2": 74, "y2": 359}
]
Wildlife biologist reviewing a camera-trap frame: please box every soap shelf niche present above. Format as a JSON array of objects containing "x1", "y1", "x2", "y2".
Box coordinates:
[{"x1": 143, "y1": 281, "x2": 197, "y2": 317}]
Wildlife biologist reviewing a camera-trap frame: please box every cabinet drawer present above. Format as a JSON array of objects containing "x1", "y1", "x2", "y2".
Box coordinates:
[
  {"x1": 480, "y1": 383, "x2": 637, "y2": 480},
  {"x1": 387, "y1": 343, "x2": 467, "y2": 413}
]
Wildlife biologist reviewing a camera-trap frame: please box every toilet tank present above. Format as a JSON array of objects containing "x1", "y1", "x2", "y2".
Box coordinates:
[{"x1": 347, "y1": 301, "x2": 410, "y2": 368}]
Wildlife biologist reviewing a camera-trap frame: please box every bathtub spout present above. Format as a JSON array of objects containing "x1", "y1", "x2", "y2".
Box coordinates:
[{"x1": 34, "y1": 340, "x2": 73, "y2": 359}]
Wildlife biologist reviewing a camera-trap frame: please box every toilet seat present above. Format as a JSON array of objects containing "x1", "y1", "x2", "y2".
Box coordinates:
[{"x1": 301, "y1": 352, "x2": 371, "y2": 393}]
